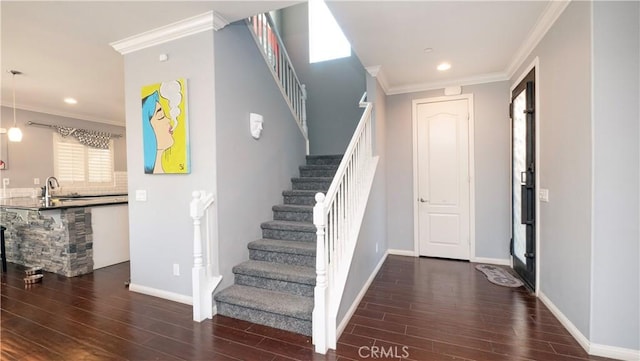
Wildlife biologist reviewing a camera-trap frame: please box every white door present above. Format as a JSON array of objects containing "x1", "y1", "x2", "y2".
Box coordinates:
[{"x1": 417, "y1": 99, "x2": 470, "y2": 260}]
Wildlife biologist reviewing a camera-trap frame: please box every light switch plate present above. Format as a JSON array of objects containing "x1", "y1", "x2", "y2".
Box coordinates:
[
  {"x1": 539, "y1": 188, "x2": 549, "y2": 202},
  {"x1": 135, "y1": 190, "x2": 147, "y2": 202}
]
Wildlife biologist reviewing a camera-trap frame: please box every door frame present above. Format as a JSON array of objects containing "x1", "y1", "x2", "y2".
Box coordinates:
[
  {"x1": 412, "y1": 94, "x2": 476, "y2": 259},
  {"x1": 510, "y1": 57, "x2": 540, "y2": 295}
]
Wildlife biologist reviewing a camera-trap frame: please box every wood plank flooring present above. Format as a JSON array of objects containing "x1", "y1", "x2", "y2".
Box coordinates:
[{"x1": 1, "y1": 255, "x2": 612, "y2": 360}]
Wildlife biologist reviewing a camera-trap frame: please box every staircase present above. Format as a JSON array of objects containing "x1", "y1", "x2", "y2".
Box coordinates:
[{"x1": 214, "y1": 154, "x2": 342, "y2": 336}]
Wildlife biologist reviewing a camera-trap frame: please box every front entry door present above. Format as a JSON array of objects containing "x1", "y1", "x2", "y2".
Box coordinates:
[
  {"x1": 511, "y1": 68, "x2": 536, "y2": 290},
  {"x1": 417, "y1": 98, "x2": 470, "y2": 260}
]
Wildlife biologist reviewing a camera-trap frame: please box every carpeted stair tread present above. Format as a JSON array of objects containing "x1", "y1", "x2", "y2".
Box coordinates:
[
  {"x1": 261, "y1": 220, "x2": 316, "y2": 231},
  {"x1": 306, "y1": 155, "x2": 343, "y2": 166},
  {"x1": 282, "y1": 190, "x2": 320, "y2": 197},
  {"x1": 233, "y1": 260, "x2": 315, "y2": 285},
  {"x1": 248, "y1": 239, "x2": 316, "y2": 256},
  {"x1": 272, "y1": 204, "x2": 313, "y2": 213},
  {"x1": 291, "y1": 177, "x2": 333, "y2": 182},
  {"x1": 215, "y1": 285, "x2": 313, "y2": 320},
  {"x1": 299, "y1": 165, "x2": 339, "y2": 171}
]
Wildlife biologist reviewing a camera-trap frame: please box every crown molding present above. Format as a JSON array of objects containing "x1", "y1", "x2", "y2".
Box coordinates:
[
  {"x1": 365, "y1": 65, "x2": 390, "y2": 94},
  {"x1": 387, "y1": 72, "x2": 508, "y2": 96},
  {"x1": 506, "y1": 0, "x2": 571, "y2": 79},
  {"x1": 110, "y1": 11, "x2": 227, "y2": 55}
]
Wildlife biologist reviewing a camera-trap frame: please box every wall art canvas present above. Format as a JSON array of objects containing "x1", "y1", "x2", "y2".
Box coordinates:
[{"x1": 141, "y1": 79, "x2": 190, "y2": 174}]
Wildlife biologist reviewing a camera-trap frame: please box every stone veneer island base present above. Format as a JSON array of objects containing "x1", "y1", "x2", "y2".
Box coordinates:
[{"x1": 2, "y1": 208, "x2": 94, "y2": 277}]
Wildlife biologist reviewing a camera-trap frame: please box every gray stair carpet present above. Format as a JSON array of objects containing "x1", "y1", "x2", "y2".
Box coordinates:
[{"x1": 214, "y1": 154, "x2": 342, "y2": 336}]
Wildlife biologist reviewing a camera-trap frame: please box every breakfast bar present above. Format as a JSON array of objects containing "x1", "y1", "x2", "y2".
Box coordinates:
[{"x1": 0, "y1": 195, "x2": 128, "y2": 277}]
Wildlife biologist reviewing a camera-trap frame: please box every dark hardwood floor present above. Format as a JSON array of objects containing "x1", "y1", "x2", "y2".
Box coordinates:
[{"x1": 1, "y1": 255, "x2": 612, "y2": 360}]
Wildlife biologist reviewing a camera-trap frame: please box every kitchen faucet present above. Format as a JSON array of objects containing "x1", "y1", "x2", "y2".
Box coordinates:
[{"x1": 44, "y1": 176, "x2": 59, "y2": 203}]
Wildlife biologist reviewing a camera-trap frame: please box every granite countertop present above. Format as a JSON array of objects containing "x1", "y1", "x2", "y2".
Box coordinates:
[{"x1": 0, "y1": 194, "x2": 128, "y2": 211}]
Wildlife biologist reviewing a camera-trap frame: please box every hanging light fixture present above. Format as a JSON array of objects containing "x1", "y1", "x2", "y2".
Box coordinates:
[{"x1": 8, "y1": 70, "x2": 23, "y2": 142}]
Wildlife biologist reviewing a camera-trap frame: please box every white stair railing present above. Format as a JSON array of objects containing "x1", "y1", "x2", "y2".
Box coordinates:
[
  {"x1": 191, "y1": 190, "x2": 222, "y2": 322},
  {"x1": 313, "y1": 93, "x2": 378, "y2": 353},
  {"x1": 246, "y1": 13, "x2": 309, "y2": 154}
]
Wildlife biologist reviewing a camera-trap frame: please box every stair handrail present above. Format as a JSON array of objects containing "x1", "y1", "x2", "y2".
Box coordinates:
[
  {"x1": 313, "y1": 93, "x2": 378, "y2": 353},
  {"x1": 191, "y1": 190, "x2": 222, "y2": 322},
  {"x1": 246, "y1": 13, "x2": 309, "y2": 154}
]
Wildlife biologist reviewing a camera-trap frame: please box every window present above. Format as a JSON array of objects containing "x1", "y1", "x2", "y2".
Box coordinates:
[
  {"x1": 309, "y1": 0, "x2": 351, "y2": 63},
  {"x1": 53, "y1": 133, "x2": 114, "y2": 185}
]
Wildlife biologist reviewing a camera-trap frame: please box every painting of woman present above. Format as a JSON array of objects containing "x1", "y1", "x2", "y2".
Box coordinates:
[{"x1": 141, "y1": 79, "x2": 189, "y2": 174}]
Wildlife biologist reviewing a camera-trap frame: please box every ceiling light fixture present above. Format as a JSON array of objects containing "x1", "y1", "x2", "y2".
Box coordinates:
[
  {"x1": 423, "y1": 47, "x2": 434, "y2": 53},
  {"x1": 437, "y1": 62, "x2": 451, "y2": 71},
  {"x1": 8, "y1": 70, "x2": 23, "y2": 142},
  {"x1": 64, "y1": 97, "x2": 78, "y2": 105}
]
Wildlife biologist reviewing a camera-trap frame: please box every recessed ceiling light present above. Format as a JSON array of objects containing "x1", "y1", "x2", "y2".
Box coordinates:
[
  {"x1": 423, "y1": 47, "x2": 434, "y2": 53},
  {"x1": 64, "y1": 97, "x2": 77, "y2": 104},
  {"x1": 437, "y1": 62, "x2": 451, "y2": 71}
]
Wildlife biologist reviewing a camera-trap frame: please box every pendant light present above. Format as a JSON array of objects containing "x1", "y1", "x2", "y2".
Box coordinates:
[{"x1": 8, "y1": 70, "x2": 23, "y2": 142}]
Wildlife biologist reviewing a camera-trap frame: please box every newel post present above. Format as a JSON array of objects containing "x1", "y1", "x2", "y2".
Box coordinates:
[
  {"x1": 191, "y1": 191, "x2": 206, "y2": 321},
  {"x1": 312, "y1": 192, "x2": 328, "y2": 354}
]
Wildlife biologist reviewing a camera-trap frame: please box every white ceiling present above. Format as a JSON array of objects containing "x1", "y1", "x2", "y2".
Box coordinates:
[
  {"x1": 1, "y1": 1, "x2": 560, "y2": 127},
  {"x1": 326, "y1": 1, "x2": 555, "y2": 94}
]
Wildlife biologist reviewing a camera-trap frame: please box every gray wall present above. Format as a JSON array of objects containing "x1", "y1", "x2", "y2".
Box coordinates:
[
  {"x1": 214, "y1": 22, "x2": 307, "y2": 293},
  {"x1": 591, "y1": 1, "x2": 639, "y2": 350},
  {"x1": 338, "y1": 74, "x2": 387, "y2": 324},
  {"x1": 511, "y1": 1, "x2": 593, "y2": 338},
  {"x1": 124, "y1": 31, "x2": 216, "y2": 296},
  {"x1": 385, "y1": 82, "x2": 511, "y2": 261},
  {"x1": 280, "y1": 3, "x2": 366, "y2": 155},
  {"x1": 0, "y1": 107, "x2": 126, "y2": 188}
]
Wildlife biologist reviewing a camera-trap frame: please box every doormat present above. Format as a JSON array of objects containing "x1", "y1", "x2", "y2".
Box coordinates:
[{"x1": 475, "y1": 264, "x2": 524, "y2": 288}]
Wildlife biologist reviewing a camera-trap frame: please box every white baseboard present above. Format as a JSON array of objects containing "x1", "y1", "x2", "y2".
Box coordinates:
[
  {"x1": 471, "y1": 257, "x2": 510, "y2": 266},
  {"x1": 129, "y1": 283, "x2": 193, "y2": 305},
  {"x1": 336, "y1": 252, "x2": 389, "y2": 338},
  {"x1": 590, "y1": 343, "x2": 640, "y2": 361},
  {"x1": 539, "y1": 292, "x2": 640, "y2": 361},
  {"x1": 387, "y1": 249, "x2": 416, "y2": 257}
]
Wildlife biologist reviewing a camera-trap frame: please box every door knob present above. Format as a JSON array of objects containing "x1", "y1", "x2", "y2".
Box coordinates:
[{"x1": 419, "y1": 198, "x2": 429, "y2": 203}]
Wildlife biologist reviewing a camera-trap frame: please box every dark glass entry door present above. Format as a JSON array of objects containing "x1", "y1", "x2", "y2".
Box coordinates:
[{"x1": 511, "y1": 69, "x2": 536, "y2": 290}]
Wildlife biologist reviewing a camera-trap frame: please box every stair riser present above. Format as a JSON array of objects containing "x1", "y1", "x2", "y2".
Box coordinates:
[
  {"x1": 291, "y1": 180, "x2": 331, "y2": 191},
  {"x1": 299, "y1": 169, "x2": 337, "y2": 178},
  {"x1": 262, "y1": 229, "x2": 316, "y2": 242},
  {"x1": 217, "y1": 302, "x2": 312, "y2": 336},
  {"x1": 273, "y1": 210, "x2": 313, "y2": 223},
  {"x1": 234, "y1": 274, "x2": 314, "y2": 297},
  {"x1": 249, "y1": 249, "x2": 316, "y2": 268},
  {"x1": 283, "y1": 195, "x2": 317, "y2": 206}
]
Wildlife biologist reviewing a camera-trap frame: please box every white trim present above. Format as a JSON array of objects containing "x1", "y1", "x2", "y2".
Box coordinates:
[
  {"x1": 509, "y1": 57, "x2": 540, "y2": 295},
  {"x1": 539, "y1": 292, "x2": 590, "y2": 351},
  {"x1": 506, "y1": 1, "x2": 570, "y2": 79},
  {"x1": 365, "y1": 65, "x2": 390, "y2": 95},
  {"x1": 388, "y1": 72, "x2": 507, "y2": 96},
  {"x1": 387, "y1": 249, "x2": 416, "y2": 257},
  {"x1": 128, "y1": 283, "x2": 192, "y2": 305},
  {"x1": 412, "y1": 94, "x2": 475, "y2": 261},
  {"x1": 336, "y1": 252, "x2": 388, "y2": 339},
  {"x1": 110, "y1": 11, "x2": 220, "y2": 55},
  {"x1": 212, "y1": 12, "x2": 230, "y2": 31},
  {"x1": 471, "y1": 257, "x2": 510, "y2": 266},
  {"x1": 539, "y1": 292, "x2": 640, "y2": 361},
  {"x1": 590, "y1": 344, "x2": 640, "y2": 361}
]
